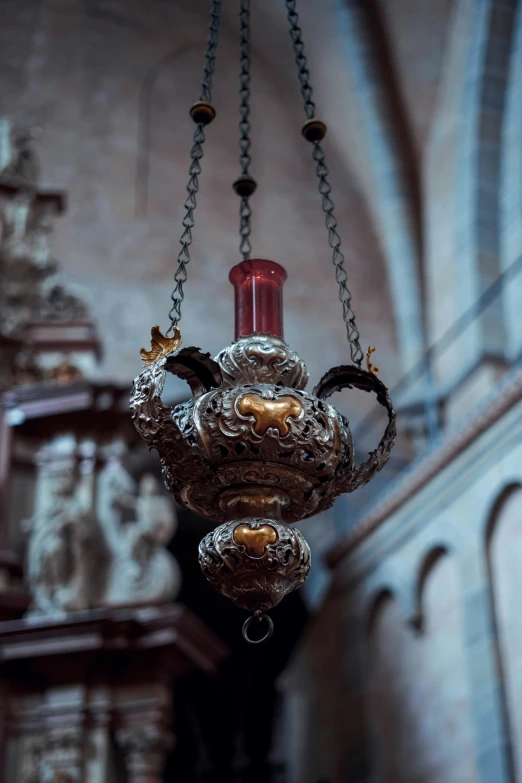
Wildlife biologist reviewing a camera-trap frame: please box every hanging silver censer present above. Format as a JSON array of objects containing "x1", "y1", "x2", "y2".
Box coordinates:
[{"x1": 130, "y1": 0, "x2": 395, "y2": 642}]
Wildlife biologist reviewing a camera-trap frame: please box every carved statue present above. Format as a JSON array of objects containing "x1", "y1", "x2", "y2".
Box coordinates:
[
  {"x1": 1, "y1": 126, "x2": 40, "y2": 186},
  {"x1": 0, "y1": 120, "x2": 90, "y2": 372},
  {"x1": 98, "y1": 464, "x2": 180, "y2": 607},
  {"x1": 25, "y1": 441, "x2": 95, "y2": 615},
  {"x1": 25, "y1": 439, "x2": 180, "y2": 617}
]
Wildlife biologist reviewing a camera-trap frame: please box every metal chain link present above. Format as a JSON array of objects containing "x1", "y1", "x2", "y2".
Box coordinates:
[
  {"x1": 285, "y1": 0, "x2": 316, "y2": 120},
  {"x1": 284, "y1": 0, "x2": 364, "y2": 366},
  {"x1": 312, "y1": 142, "x2": 363, "y2": 364},
  {"x1": 238, "y1": 0, "x2": 253, "y2": 261},
  {"x1": 168, "y1": 0, "x2": 223, "y2": 334},
  {"x1": 200, "y1": 1, "x2": 222, "y2": 103}
]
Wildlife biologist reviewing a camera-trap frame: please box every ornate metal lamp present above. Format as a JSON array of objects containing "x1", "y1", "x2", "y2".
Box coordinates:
[{"x1": 131, "y1": 0, "x2": 396, "y2": 643}]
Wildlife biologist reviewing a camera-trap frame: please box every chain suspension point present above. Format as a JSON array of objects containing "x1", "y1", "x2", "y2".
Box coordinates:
[
  {"x1": 302, "y1": 118, "x2": 327, "y2": 142},
  {"x1": 190, "y1": 101, "x2": 216, "y2": 125},
  {"x1": 233, "y1": 174, "x2": 257, "y2": 197}
]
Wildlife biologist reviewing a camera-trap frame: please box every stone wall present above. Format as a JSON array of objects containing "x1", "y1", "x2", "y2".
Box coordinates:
[
  {"x1": 284, "y1": 366, "x2": 522, "y2": 783},
  {"x1": 0, "y1": 0, "x2": 400, "y2": 390}
]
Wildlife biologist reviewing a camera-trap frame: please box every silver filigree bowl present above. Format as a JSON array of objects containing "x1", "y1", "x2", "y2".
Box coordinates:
[{"x1": 131, "y1": 334, "x2": 395, "y2": 524}]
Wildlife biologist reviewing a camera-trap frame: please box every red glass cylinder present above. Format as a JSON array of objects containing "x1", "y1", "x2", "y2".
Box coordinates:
[{"x1": 229, "y1": 259, "x2": 287, "y2": 339}]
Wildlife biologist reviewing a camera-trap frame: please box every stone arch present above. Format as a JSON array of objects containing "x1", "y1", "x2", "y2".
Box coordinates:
[
  {"x1": 134, "y1": 41, "x2": 199, "y2": 217},
  {"x1": 485, "y1": 481, "x2": 522, "y2": 545},
  {"x1": 427, "y1": 0, "x2": 518, "y2": 393},
  {"x1": 411, "y1": 544, "x2": 450, "y2": 634},
  {"x1": 485, "y1": 482, "x2": 522, "y2": 780},
  {"x1": 362, "y1": 564, "x2": 416, "y2": 635},
  {"x1": 365, "y1": 555, "x2": 477, "y2": 782},
  {"x1": 454, "y1": 0, "x2": 517, "y2": 372},
  {"x1": 365, "y1": 587, "x2": 395, "y2": 637}
]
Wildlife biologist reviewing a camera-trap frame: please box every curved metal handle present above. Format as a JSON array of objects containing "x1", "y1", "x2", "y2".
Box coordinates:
[
  {"x1": 313, "y1": 365, "x2": 396, "y2": 492},
  {"x1": 131, "y1": 347, "x2": 222, "y2": 455},
  {"x1": 164, "y1": 346, "x2": 222, "y2": 397}
]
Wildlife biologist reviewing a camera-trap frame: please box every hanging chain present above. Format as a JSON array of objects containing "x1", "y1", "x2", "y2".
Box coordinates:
[
  {"x1": 168, "y1": 0, "x2": 223, "y2": 334},
  {"x1": 284, "y1": 0, "x2": 364, "y2": 366},
  {"x1": 200, "y1": 1, "x2": 222, "y2": 104},
  {"x1": 286, "y1": 0, "x2": 315, "y2": 120},
  {"x1": 312, "y1": 142, "x2": 363, "y2": 366},
  {"x1": 238, "y1": 0, "x2": 253, "y2": 260}
]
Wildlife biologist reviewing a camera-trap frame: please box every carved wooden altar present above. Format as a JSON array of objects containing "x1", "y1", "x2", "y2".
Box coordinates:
[{"x1": 0, "y1": 605, "x2": 227, "y2": 782}]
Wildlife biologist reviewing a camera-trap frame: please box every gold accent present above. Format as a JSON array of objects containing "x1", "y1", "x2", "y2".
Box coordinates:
[
  {"x1": 140, "y1": 325, "x2": 181, "y2": 366},
  {"x1": 233, "y1": 523, "x2": 278, "y2": 558},
  {"x1": 366, "y1": 345, "x2": 389, "y2": 389},
  {"x1": 220, "y1": 487, "x2": 291, "y2": 521},
  {"x1": 366, "y1": 345, "x2": 379, "y2": 376},
  {"x1": 46, "y1": 359, "x2": 83, "y2": 386},
  {"x1": 237, "y1": 393, "x2": 303, "y2": 436}
]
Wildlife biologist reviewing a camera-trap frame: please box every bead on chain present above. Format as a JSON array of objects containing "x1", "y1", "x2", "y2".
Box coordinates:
[
  {"x1": 284, "y1": 0, "x2": 363, "y2": 366},
  {"x1": 168, "y1": 0, "x2": 223, "y2": 335},
  {"x1": 233, "y1": 0, "x2": 256, "y2": 262}
]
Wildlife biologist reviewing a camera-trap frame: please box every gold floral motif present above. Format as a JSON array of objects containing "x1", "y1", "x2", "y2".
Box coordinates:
[
  {"x1": 366, "y1": 345, "x2": 389, "y2": 389},
  {"x1": 366, "y1": 345, "x2": 379, "y2": 376},
  {"x1": 233, "y1": 523, "x2": 278, "y2": 558},
  {"x1": 236, "y1": 393, "x2": 303, "y2": 436},
  {"x1": 140, "y1": 325, "x2": 181, "y2": 366}
]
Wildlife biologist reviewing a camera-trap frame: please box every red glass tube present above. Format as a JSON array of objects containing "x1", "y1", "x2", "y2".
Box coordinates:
[{"x1": 229, "y1": 259, "x2": 287, "y2": 339}]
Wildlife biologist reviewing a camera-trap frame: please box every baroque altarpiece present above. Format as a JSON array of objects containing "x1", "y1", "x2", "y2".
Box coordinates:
[{"x1": 0, "y1": 123, "x2": 226, "y2": 783}]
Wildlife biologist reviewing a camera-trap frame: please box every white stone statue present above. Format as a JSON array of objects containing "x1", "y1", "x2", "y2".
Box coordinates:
[
  {"x1": 25, "y1": 438, "x2": 181, "y2": 617},
  {"x1": 25, "y1": 438, "x2": 95, "y2": 616},
  {"x1": 97, "y1": 461, "x2": 181, "y2": 607}
]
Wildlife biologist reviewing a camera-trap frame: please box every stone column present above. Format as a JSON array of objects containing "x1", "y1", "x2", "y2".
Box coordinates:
[
  {"x1": 460, "y1": 536, "x2": 514, "y2": 783},
  {"x1": 116, "y1": 725, "x2": 174, "y2": 783}
]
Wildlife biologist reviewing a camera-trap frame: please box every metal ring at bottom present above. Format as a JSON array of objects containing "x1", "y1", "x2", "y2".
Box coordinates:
[{"x1": 242, "y1": 613, "x2": 274, "y2": 644}]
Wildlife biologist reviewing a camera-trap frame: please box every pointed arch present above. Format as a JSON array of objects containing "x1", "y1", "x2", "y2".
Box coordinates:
[
  {"x1": 485, "y1": 482, "x2": 522, "y2": 781},
  {"x1": 411, "y1": 544, "x2": 450, "y2": 633},
  {"x1": 485, "y1": 481, "x2": 522, "y2": 545},
  {"x1": 365, "y1": 587, "x2": 395, "y2": 637}
]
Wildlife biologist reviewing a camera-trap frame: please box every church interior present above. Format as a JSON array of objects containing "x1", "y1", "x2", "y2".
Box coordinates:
[{"x1": 0, "y1": 0, "x2": 522, "y2": 781}]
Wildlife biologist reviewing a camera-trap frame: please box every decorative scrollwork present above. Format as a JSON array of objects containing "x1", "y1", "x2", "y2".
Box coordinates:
[
  {"x1": 198, "y1": 518, "x2": 311, "y2": 611},
  {"x1": 193, "y1": 384, "x2": 343, "y2": 480},
  {"x1": 216, "y1": 334, "x2": 309, "y2": 389}
]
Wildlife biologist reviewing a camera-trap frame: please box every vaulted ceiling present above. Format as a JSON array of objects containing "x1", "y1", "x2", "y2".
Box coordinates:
[{"x1": 0, "y1": 0, "x2": 454, "y2": 403}]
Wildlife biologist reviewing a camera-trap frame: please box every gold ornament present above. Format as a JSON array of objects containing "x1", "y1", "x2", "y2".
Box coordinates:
[
  {"x1": 366, "y1": 344, "x2": 389, "y2": 389},
  {"x1": 140, "y1": 325, "x2": 182, "y2": 366},
  {"x1": 233, "y1": 523, "x2": 278, "y2": 558},
  {"x1": 366, "y1": 345, "x2": 379, "y2": 376},
  {"x1": 237, "y1": 393, "x2": 303, "y2": 436}
]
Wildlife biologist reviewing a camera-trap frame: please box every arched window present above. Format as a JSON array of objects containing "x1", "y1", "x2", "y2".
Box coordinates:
[
  {"x1": 367, "y1": 553, "x2": 477, "y2": 782},
  {"x1": 486, "y1": 483, "x2": 522, "y2": 780}
]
